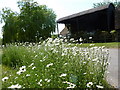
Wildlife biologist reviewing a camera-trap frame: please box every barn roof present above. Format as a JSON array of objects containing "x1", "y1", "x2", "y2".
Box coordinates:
[{"x1": 57, "y1": 3, "x2": 114, "y2": 23}]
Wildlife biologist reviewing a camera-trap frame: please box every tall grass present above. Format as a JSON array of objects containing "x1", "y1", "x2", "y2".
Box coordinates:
[{"x1": 2, "y1": 38, "x2": 110, "y2": 88}]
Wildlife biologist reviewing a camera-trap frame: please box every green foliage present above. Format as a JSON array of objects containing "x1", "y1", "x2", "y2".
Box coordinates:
[
  {"x1": 75, "y1": 30, "x2": 118, "y2": 43},
  {"x1": 1, "y1": 8, "x2": 18, "y2": 45},
  {"x1": 2, "y1": 38, "x2": 111, "y2": 88},
  {"x1": 51, "y1": 34, "x2": 58, "y2": 39},
  {"x1": 0, "y1": 0, "x2": 56, "y2": 44},
  {"x1": 93, "y1": 31, "x2": 112, "y2": 42},
  {"x1": 2, "y1": 46, "x2": 28, "y2": 68},
  {"x1": 93, "y1": 1, "x2": 120, "y2": 8},
  {"x1": 0, "y1": 38, "x2": 2, "y2": 45}
]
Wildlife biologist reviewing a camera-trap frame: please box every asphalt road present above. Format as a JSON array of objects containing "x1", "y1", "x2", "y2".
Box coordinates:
[{"x1": 106, "y1": 48, "x2": 119, "y2": 88}]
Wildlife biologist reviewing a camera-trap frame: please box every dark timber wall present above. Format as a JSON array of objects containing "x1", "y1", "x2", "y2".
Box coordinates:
[
  {"x1": 107, "y1": 3, "x2": 115, "y2": 30},
  {"x1": 115, "y1": 6, "x2": 120, "y2": 30}
]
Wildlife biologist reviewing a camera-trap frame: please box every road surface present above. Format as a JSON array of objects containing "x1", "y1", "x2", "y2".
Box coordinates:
[{"x1": 106, "y1": 48, "x2": 119, "y2": 88}]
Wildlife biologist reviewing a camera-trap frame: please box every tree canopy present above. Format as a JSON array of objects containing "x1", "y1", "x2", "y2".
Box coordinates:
[
  {"x1": 0, "y1": 0, "x2": 56, "y2": 44},
  {"x1": 93, "y1": 1, "x2": 120, "y2": 8}
]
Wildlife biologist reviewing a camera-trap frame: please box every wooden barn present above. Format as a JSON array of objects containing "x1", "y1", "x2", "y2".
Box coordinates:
[{"x1": 57, "y1": 3, "x2": 120, "y2": 42}]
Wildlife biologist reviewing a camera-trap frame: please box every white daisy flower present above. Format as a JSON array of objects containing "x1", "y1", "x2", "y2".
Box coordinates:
[
  {"x1": 83, "y1": 73, "x2": 87, "y2": 75},
  {"x1": 8, "y1": 84, "x2": 22, "y2": 88},
  {"x1": 46, "y1": 63, "x2": 53, "y2": 68},
  {"x1": 83, "y1": 62, "x2": 86, "y2": 64},
  {"x1": 45, "y1": 78, "x2": 51, "y2": 82},
  {"x1": 64, "y1": 63, "x2": 68, "y2": 65},
  {"x1": 2, "y1": 77, "x2": 9, "y2": 82},
  {"x1": 86, "y1": 82, "x2": 93, "y2": 87},
  {"x1": 28, "y1": 63, "x2": 34, "y2": 67},
  {"x1": 35, "y1": 55, "x2": 38, "y2": 58},
  {"x1": 15, "y1": 77, "x2": 18, "y2": 79},
  {"x1": 20, "y1": 66, "x2": 26, "y2": 70},
  {"x1": 63, "y1": 81, "x2": 76, "y2": 88},
  {"x1": 47, "y1": 79, "x2": 51, "y2": 83},
  {"x1": 67, "y1": 84, "x2": 76, "y2": 89},
  {"x1": 92, "y1": 58, "x2": 98, "y2": 62},
  {"x1": 96, "y1": 85, "x2": 104, "y2": 88},
  {"x1": 16, "y1": 71, "x2": 22, "y2": 75},
  {"x1": 19, "y1": 66, "x2": 26, "y2": 72},
  {"x1": 40, "y1": 60, "x2": 43, "y2": 62},
  {"x1": 32, "y1": 66, "x2": 36, "y2": 69},
  {"x1": 17, "y1": 66, "x2": 26, "y2": 75},
  {"x1": 37, "y1": 79, "x2": 42, "y2": 86},
  {"x1": 60, "y1": 73, "x2": 67, "y2": 77},
  {"x1": 26, "y1": 74, "x2": 30, "y2": 77}
]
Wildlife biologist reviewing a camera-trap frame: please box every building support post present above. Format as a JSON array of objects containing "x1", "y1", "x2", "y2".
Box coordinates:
[
  {"x1": 76, "y1": 18, "x2": 79, "y2": 32},
  {"x1": 57, "y1": 23, "x2": 59, "y2": 37},
  {"x1": 76, "y1": 18, "x2": 80, "y2": 43}
]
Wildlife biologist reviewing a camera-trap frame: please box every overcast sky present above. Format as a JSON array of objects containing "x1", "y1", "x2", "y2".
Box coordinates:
[{"x1": 0, "y1": 0, "x2": 117, "y2": 38}]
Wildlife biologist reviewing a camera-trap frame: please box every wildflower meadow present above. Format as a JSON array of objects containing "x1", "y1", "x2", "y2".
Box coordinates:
[{"x1": 2, "y1": 38, "x2": 111, "y2": 89}]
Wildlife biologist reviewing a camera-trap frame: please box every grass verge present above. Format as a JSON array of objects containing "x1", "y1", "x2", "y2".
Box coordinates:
[{"x1": 69, "y1": 42, "x2": 120, "y2": 48}]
